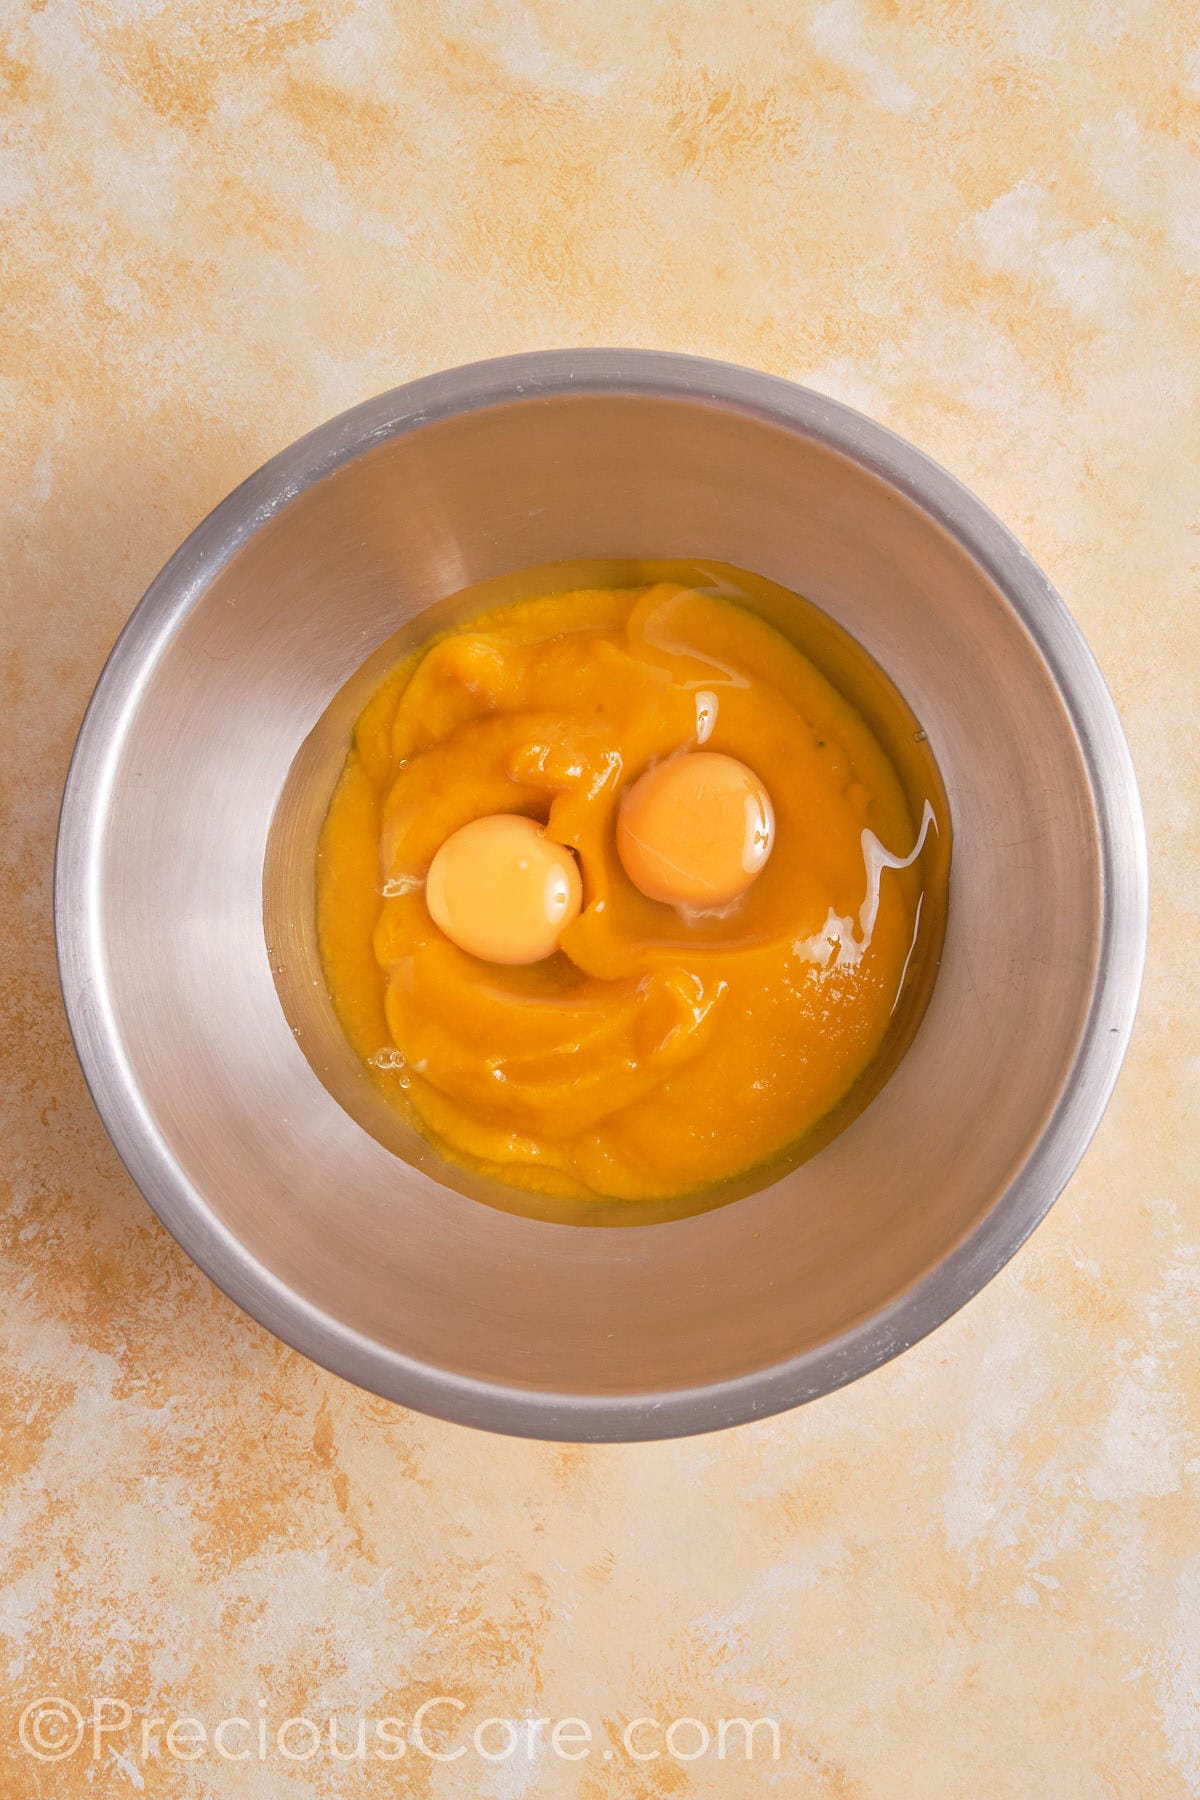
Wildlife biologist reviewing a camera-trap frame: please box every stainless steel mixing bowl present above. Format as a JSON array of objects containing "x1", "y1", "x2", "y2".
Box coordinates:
[{"x1": 55, "y1": 350, "x2": 1147, "y2": 1440}]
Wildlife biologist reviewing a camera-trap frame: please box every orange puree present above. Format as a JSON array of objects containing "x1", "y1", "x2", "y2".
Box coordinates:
[{"x1": 316, "y1": 581, "x2": 942, "y2": 1203}]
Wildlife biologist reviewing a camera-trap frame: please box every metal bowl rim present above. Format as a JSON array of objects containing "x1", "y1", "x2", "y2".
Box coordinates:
[{"x1": 54, "y1": 348, "x2": 1149, "y2": 1441}]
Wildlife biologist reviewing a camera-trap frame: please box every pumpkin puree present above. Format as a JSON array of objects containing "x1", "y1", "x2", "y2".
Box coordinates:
[{"x1": 316, "y1": 582, "x2": 937, "y2": 1202}]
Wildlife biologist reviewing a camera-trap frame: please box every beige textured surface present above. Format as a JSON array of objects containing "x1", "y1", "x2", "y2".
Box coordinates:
[{"x1": 2, "y1": 1, "x2": 1198, "y2": 1793}]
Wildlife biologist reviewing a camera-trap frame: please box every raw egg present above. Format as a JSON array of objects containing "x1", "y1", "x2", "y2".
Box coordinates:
[
  {"x1": 425, "y1": 813, "x2": 582, "y2": 964},
  {"x1": 617, "y1": 751, "x2": 775, "y2": 908}
]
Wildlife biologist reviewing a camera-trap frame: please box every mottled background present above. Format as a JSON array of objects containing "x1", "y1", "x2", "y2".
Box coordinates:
[{"x1": 2, "y1": 1, "x2": 1198, "y2": 1794}]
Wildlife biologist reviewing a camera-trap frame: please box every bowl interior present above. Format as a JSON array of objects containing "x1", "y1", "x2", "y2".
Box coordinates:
[
  {"x1": 264, "y1": 552, "x2": 952, "y2": 1228},
  {"x1": 72, "y1": 380, "x2": 1110, "y2": 1420}
]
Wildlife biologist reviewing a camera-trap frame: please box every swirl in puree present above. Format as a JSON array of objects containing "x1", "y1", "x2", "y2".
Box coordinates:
[{"x1": 316, "y1": 581, "x2": 939, "y2": 1203}]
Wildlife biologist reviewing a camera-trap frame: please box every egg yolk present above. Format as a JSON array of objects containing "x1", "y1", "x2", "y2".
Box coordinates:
[
  {"x1": 426, "y1": 813, "x2": 582, "y2": 964},
  {"x1": 618, "y1": 751, "x2": 774, "y2": 908}
]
